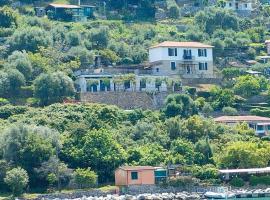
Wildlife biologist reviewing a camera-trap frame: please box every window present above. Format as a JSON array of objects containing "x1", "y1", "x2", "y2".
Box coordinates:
[
  {"x1": 198, "y1": 49, "x2": 207, "y2": 57},
  {"x1": 124, "y1": 80, "x2": 131, "y2": 89},
  {"x1": 199, "y1": 62, "x2": 208, "y2": 70},
  {"x1": 171, "y1": 62, "x2": 176, "y2": 70},
  {"x1": 168, "y1": 48, "x2": 177, "y2": 56},
  {"x1": 229, "y1": 2, "x2": 232, "y2": 7},
  {"x1": 156, "y1": 68, "x2": 159, "y2": 73},
  {"x1": 131, "y1": 171, "x2": 138, "y2": 180},
  {"x1": 183, "y1": 49, "x2": 192, "y2": 59},
  {"x1": 257, "y1": 125, "x2": 264, "y2": 131},
  {"x1": 244, "y1": 3, "x2": 248, "y2": 8}
]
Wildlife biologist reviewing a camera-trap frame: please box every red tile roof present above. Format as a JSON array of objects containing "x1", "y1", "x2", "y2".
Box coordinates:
[
  {"x1": 119, "y1": 166, "x2": 155, "y2": 171},
  {"x1": 150, "y1": 41, "x2": 214, "y2": 49},
  {"x1": 214, "y1": 115, "x2": 270, "y2": 123},
  {"x1": 49, "y1": 3, "x2": 80, "y2": 9}
]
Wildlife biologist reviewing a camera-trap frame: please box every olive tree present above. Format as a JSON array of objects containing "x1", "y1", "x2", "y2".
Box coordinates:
[{"x1": 4, "y1": 167, "x2": 29, "y2": 196}]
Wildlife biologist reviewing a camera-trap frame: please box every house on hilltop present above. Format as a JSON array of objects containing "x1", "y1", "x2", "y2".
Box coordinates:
[
  {"x1": 223, "y1": 0, "x2": 258, "y2": 15},
  {"x1": 149, "y1": 41, "x2": 215, "y2": 79},
  {"x1": 214, "y1": 115, "x2": 270, "y2": 136}
]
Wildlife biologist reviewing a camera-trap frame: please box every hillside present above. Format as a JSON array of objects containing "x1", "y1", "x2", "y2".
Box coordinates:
[{"x1": 2, "y1": 0, "x2": 270, "y2": 197}]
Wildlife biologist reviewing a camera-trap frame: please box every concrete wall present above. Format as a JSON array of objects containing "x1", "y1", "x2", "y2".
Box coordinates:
[
  {"x1": 151, "y1": 60, "x2": 214, "y2": 78},
  {"x1": 149, "y1": 47, "x2": 214, "y2": 78},
  {"x1": 225, "y1": 0, "x2": 253, "y2": 11},
  {"x1": 80, "y1": 91, "x2": 171, "y2": 110},
  {"x1": 115, "y1": 169, "x2": 127, "y2": 186},
  {"x1": 127, "y1": 170, "x2": 155, "y2": 185}
]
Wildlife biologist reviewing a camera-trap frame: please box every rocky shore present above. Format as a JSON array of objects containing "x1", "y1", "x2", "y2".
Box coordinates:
[{"x1": 39, "y1": 193, "x2": 203, "y2": 200}]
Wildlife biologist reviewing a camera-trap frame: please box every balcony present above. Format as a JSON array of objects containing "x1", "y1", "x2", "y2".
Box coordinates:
[{"x1": 183, "y1": 55, "x2": 195, "y2": 60}]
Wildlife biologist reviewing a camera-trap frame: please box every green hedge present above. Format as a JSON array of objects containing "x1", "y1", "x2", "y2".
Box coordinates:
[
  {"x1": 250, "y1": 176, "x2": 270, "y2": 186},
  {"x1": 0, "y1": 105, "x2": 28, "y2": 119},
  {"x1": 250, "y1": 108, "x2": 270, "y2": 117},
  {"x1": 230, "y1": 177, "x2": 245, "y2": 187}
]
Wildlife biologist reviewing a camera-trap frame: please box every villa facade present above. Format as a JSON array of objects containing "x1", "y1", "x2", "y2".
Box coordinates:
[{"x1": 149, "y1": 41, "x2": 215, "y2": 78}]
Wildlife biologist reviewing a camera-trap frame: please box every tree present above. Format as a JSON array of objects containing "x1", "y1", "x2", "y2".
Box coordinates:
[
  {"x1": 0, "y1": 71, "x2": 11, "y2": 97},
  {"x1": 89, "y1": 27, "x2": 109, "y2": 49},
  {"x1": 0, "y1": 6, "x2": 18, "y2": 28},
  {"x1": 4, "y1": 167, "x2": 29, "y2": 196},
  {"x1": 62, "y1": 129, "x2": 126, "y2": 182},
  {"x1": 209, "y1": 86, "x2": 235, "y2": 110},
  {"x1": 195, "y1": 7, "x2": 239, "y2": 34},
  {"x1": 0, "y1": 124, "x2": 58, "y2": 174},
  {"x1": 164, "y1": 94, "x2": 198, "y2": 118},
  {"x1": 233, "y1": 75, "x2": 261, "y2": 97},
  {"x1": 0, "y1": 69, "x2": 25, "y2": 97},
  {"x1": 7, "y1": 51, "x2": 33, "y2": 80},
  {"x1": 36, "y1": 156, "x2": 73, "y2": 190},
  {"x1": 5, "y1": 69, "x2": 26, "y2": 95},
  {"x1": 217, "y1": 141, "x2": 270, "y2": 168},
  {"x1": 33, "y1": 72, "x2": 75, "y2": 106},
  {"x1": 170, "y1": 139, "x2": 195, "y2": 165},
  {"x1": 222, "y1": 106, "x2": 238, "y2": 116},
  {"x1": 66, "y1": 31, "x2": 81, "y2": 46},
  {"x1": 74, "y1": 168, "x2": 97, "y2": 189},
  {"x1": 168, "y1": 6, "x2": 179, "y2": 19},
  {"x1": 9, "y1": 27, "x2": 51, "y2": 52}
]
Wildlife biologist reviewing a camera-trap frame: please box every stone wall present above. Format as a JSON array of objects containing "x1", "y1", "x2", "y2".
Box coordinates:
[
  {"x1": 30, "y1": 189, "x2": 117, "y2": 200},
  {"x1": 80, "y1": 91, "x2": 171, "y2": 110},
  {"x1": 120, "y1": 185, "x2": 221, "y2": 195}
]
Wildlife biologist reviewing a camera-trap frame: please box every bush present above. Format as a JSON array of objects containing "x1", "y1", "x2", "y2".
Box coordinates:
[
  {"x1": 4, "y1": 167, "x2": 29, "y2": 196},
  {"x1": 74, "y1": 168, "x2": 97, "y2": 189},
  {"x1": 167, "y1": 176, "x2": 198, "y2": 188},
  {"x1": 250, "y1": 175, "x2": 270, "y2": 186},
  {"x1": 250, "y1": 108, "x2": 270, "y2": 117},
  {"x1": 0, "y1": 105, "x2": 28, "y2": 119},
  {"x1": 222, "y1": 106, "x2": 238, "y2": 116},
  {"x1": 0, "y1": 98, "x2": 9, "y2": 106},
  {"x1": 230, "y1": 177, "x2": 245, "y2": 187}
]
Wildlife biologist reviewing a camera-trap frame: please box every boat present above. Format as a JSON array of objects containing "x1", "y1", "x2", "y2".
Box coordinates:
[{"x1": 204, "y1": 191, "x2": 236, "y2": 199}]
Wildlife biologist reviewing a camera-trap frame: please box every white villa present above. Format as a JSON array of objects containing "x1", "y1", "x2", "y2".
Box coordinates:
[
  {"x1": 224, "y1": 0, "x2": 257, "y2": 12},
  {"x1": 149, "y1": 41, "x2": 215, "y2": 78}
]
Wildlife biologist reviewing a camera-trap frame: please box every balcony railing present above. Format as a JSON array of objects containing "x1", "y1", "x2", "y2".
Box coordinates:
[{"x1": 183, "y1": 55, "x2": 195, "y2": 60}]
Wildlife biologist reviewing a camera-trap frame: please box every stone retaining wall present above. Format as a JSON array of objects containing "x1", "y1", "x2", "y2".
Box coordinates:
[
  {"x1": 80, "y1": 91, "x2": 171, "y2": 110},
  {"x1": 33, "y1": 189, "x2": 117, "y2": 200}
]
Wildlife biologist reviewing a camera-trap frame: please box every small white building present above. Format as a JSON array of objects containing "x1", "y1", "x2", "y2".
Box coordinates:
[
  {"x1": 224, "y1": 0, "x2": 256, "y2": 11},
  {"x1": 149, "y1": 41, "x2": 215, "y2": 78}
]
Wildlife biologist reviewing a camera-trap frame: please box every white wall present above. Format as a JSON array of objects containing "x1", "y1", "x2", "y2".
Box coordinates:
[
  {"x1": 225, "y1": 1, "x2": 253, "y2": 11},
  {"x1": 149, "y1": 47, "x2": 213, "y2": 63}
]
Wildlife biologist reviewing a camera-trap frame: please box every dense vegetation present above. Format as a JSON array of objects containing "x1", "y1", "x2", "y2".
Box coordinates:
[
  {"x1": 1, "y1": 0, "x2": 270, "y2": 196},
  {"x1": 0, "y1": 102, "x2": 269, "y2": 194}
]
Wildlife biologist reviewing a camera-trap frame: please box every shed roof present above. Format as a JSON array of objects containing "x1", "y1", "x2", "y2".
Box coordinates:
[
  {"x1": 214, "y1": 115, "x2": 270, "y2": 123},
  {"x1": 48, "y1": 3, "x2": 81, "y2": 9},
  {"x1": 119, "y1": 166, "x2": 155, "y2": 171},
  {"x1": 219, "y1": 167, "x2": 270, "y2": 174},
  {"x1": 150, "y1": 41, "x2": 214, "y2": 49}
]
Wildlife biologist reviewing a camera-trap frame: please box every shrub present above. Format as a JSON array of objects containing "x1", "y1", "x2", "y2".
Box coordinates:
[
  {"x1": 74, "y1": 168, "x2": 97, "y2": 189},
  {"x1": 0, "y1": 98, "x2": 9, "y2": 106},
  {"x1": 250, "y1": 176, "x2": 270, "y2": 186},
  {"x1": 250, "y1": 108, "x2": 270, "y2": 117},
  {"x1": 0, "y1": 105, "x2": 28, "y2": 119},
  {"x1": 222, "y1": 106, "x2": 238, "y2": 116},
  {"x1": 4, "y1": 167, "x2": 29, "y2": 196},
  {"x1": 167, "y1": 176, "x2": 198, "y2": 188},
  {"x1": 230, "y1": 177, "x2": 245, "y2": 187}
]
